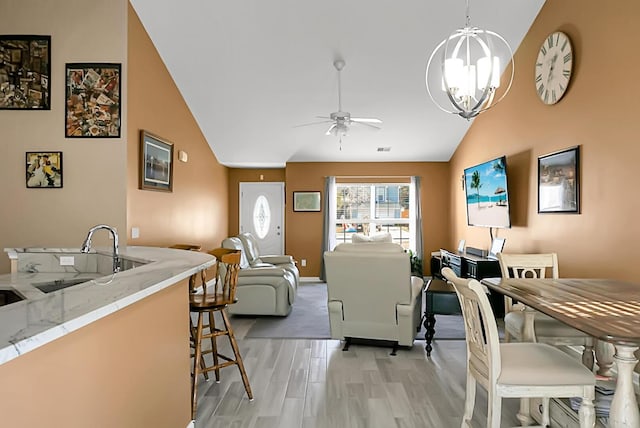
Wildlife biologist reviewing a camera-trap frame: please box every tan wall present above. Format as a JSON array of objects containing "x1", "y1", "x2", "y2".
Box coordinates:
[
  {"x1": 450, "y1": 0, "x2": 640, "y2": 280},
  {"x1": 286, "y1": 162, "x2": 450, "y2": 277},
  {"x1": 0, "y1": 0, "x2": 128, "y2": 273},
  {"x1": 127, "y1": 5, "x2": 229, "y2": 251},
  {"x1": 227, "y1": 168, "x2": 286, "y2": 237},
  {"x1": 0, "y1": 280, "x2": 191, "y2": 428}
]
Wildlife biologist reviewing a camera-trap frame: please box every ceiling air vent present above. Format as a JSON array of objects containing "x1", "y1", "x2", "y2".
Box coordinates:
[{"x1": 377, "y1": 147, "x2": 391, "y2": 152}]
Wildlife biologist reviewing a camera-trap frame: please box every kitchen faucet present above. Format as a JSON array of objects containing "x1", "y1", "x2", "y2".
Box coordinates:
[{"x1": 80, "y1": 224, "x2": 121, "y2": 273}]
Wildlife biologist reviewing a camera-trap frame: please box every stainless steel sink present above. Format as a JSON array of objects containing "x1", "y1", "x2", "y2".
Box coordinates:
[
  {"x1": 0, "y1": 289, "x2": 25, "y2": 306},
  {"x1": 32, "y1": 278, "x2": 93, "y2": 293}
]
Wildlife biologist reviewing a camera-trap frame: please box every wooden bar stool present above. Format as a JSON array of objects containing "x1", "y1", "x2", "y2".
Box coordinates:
[
  {"x1": 189, "y1": 248, "x2": 253, "y2": 419},
  {"x1": 169, "y1": 243, "x2": 202, "y2": 251}
]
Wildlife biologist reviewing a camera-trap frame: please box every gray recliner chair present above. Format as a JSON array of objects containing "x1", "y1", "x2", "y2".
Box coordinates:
[{"x1": 221, "y1": 233, "x2": 298, "y2": 316}]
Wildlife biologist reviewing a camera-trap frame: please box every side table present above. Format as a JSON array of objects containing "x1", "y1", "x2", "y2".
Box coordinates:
[{"x1": 424, "y1": 277, "x2": 461, "y2": 356}]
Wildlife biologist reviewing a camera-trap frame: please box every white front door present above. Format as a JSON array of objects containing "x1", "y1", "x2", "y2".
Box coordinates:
[{"x1": 239, "y1": 182, "x2": 284, "y2": 255}]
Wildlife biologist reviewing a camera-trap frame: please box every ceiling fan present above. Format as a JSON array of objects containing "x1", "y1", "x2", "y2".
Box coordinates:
[{"x1": 296, "y1": 59, "x2": 382, "y2": 148}]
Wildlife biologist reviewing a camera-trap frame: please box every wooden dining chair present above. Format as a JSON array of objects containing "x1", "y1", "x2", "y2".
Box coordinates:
[
  {"x1": 498, "y1": 253, "x2": 594, "y2": 369},
  {"x1": 189, "y1": 248, "x2": 253, "y2": 419},
  {"x1": 441, "y1": 267, "x2": 595, "y2": 428}
]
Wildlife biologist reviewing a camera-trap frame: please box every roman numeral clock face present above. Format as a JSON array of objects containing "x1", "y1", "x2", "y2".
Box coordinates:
[{"x1": 535, "y1": 31, "x2": 573, "y2": 105}]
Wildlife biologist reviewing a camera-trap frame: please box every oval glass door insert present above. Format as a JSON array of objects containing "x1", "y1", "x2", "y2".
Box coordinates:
[{"x1": 253, "y1": 195, "x2": 271, "y2": 239}]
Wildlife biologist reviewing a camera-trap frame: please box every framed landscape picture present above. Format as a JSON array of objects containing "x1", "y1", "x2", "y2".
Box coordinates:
[
  {"x1": 0, "y1": 35, "x2": 51, "y2": 110},
  {"x1": 538, "y1": 146, "x2": 580, "y2": 214},
  {"x1": 140, "y1": 130, "x2": 173, "y2": 192},
  {"x1": 293, "y1": 191, "x2": 321, "y2": 212},
  {"x1": 65, "y1": 63, "x2": 121, "y2": 137},
  {"x1": 26, "y1": 151, "x2": 62, "y2": 188}
]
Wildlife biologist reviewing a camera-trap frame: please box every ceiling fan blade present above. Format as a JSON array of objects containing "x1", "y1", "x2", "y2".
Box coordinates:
[
  {"x1": 293, "y1": 119, "x2": 333, "y2": 128},
  {"x1": 351, "y1": 117, "x2": 382, "y2": 124},
  {"x1": 353, "y1": 121, "x2": 381, "y2": 130},
  {"x1": 325, "y1": 124, "x2": 337, "y2": 136}
]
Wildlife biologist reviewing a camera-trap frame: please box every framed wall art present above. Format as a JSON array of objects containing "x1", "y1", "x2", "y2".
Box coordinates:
[
  {"x1": 293, "y1": 191, "x2": 321, "y2": 212},
  {"x1": 538, "y1": 145, "x2": 580, "y2": 214},
  {"x1": 65, "y1": 63, "x2": 121, "y2": 137},
  {"x1": 0, "y1": 35, "x2": 51, "y2": 110},
  {"x1": 140, "y1": 130, "x2": 174, "y2": 192},
  {"x1": 26, "y1": 151, "x2": 62, "y2": 188}
]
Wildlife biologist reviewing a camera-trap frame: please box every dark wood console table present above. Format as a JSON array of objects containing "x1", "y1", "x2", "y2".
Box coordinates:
[{"x1": 424, "y1": 249, "x2": 502, "y2": 356}]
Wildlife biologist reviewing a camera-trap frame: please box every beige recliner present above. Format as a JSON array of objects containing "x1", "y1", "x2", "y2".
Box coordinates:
[
  {"x1": 221, "y1": 233, "x2": 298, "y2": 316},
  {"x1": 323, "y1": 242, "x2": 424, "y2": 348}
]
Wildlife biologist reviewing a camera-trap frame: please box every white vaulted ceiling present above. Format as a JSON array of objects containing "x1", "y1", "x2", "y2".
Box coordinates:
[{"x1": 130, "y1": 0, "x2": 545, "y2": 168}]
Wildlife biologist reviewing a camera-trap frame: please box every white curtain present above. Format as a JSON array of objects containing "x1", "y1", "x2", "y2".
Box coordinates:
[
  {"x1": 320, "y1": 176, "x2": 336, "y2": 281},
  {"x1": 410, "y1": 176, "x2": 424, "y2": 261}
]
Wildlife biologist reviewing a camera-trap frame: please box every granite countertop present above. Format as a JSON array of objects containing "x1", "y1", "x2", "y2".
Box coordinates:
[{"x1": 0, "y1": 246, "x2": 215, "y2": 365}]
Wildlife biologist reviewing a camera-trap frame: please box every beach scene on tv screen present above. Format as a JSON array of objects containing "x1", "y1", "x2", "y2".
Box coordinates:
[{"x1": 465, "y1": 157, "x2": 510, "y2": 228}]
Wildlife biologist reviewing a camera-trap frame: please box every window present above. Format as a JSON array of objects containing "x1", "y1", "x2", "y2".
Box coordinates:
[{"x1": 333, "y1": 183, "x2": 413, "y2": 250}]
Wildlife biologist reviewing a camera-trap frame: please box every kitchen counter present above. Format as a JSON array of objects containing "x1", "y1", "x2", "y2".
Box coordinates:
[{"x1": 0, "y1": 246, "x2": 215, "y2": 365}]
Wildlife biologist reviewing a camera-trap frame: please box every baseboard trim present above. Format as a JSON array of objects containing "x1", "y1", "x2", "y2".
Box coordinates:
[{"x1": 301, "y1": 276, "x2": 322, "y2": 283}]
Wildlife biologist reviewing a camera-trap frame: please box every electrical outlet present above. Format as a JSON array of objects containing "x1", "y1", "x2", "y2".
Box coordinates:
[
  {"x1": 131, "y1": 227, "x2": 140, "y2": 239},
  {"x1": 301, "y1": 259, "x2": 307, "y2": 267}
]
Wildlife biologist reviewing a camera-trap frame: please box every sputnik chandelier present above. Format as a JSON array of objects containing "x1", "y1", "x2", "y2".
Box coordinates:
[{"x1": 425, "y1": 0, "x2": 514, "y2": 120}]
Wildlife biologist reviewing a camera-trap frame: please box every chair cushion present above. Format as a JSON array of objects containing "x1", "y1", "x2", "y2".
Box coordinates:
[
  {"x1": 504, "y1": 311, "x2": 590, "y2": 338},
  {"x1": 238, "y1": 233, "x2": 262, "y2": 264},
  {"x1": 250, "y1": 262, "x2": 275, "y2": 269},
  {"x1": 499, "y1": 342, "x2": 595, "y2": 387},
  {"x1": 351, "y1": 233, "x2": 371, "y2": 243},
  {"x1": 370, "y1": 232, "x2": 393, "y2": 242},
  {"x1": 351, "y1": 232, "x2": 393, "y2": 243}
]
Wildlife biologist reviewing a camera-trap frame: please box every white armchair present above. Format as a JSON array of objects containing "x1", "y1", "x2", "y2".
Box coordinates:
[{"x1": 323, "y1": 243, "x2": 424, "y2": 348}]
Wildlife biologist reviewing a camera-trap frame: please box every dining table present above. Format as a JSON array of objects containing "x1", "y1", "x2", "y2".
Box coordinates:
[{"x1": 481, "y1": 277, "x2": 640, "y2": 428}]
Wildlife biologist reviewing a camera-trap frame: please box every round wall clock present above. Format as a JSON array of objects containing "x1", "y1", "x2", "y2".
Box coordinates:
[{"x1": 535, "y1": 31, "x2": 573, "y2": 105}]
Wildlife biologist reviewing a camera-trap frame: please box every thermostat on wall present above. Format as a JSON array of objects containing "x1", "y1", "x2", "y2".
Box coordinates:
[{"x1": 178, "y1": 150, "x2": 188, "y2": 162}]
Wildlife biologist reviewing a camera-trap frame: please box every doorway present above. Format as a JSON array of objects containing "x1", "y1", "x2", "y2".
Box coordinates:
[{"x1": 239, "y1": 182, "x2": 285, "y2": 255}]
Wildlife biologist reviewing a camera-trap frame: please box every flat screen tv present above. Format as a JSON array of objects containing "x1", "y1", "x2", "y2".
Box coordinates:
[{"x1": 464, "y1": 155, "x2": 511, "y2": 228}]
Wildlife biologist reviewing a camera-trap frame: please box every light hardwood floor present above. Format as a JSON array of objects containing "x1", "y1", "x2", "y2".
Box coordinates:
[{"x1": 193, "y1": 317, "x2": 521, "y2": 428}]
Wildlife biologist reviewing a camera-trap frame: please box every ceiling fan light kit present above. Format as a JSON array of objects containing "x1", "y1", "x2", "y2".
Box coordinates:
[{"x1": 425, "y1": 0, "x2": 514, "y2": 120}]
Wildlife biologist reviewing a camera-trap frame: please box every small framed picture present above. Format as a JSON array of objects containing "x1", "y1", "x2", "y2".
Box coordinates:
[
  {"x1": 0, "y1": 35, "x2": 51, "y2": 110},
  {"x1": 293, "y1": 191, "x2": 321, "y2": 212},
  {"x1": 65, "y1": 63, "x2": 121, "y2": 137},
  {"x1": 538, "y1": 146, "x2": 580, "y2": 214},
  {"x1": 26, "y1": 151, "x2": 62, "y2": 188},
  {"x1": 140, "y1": 130, "x2": 174, "y2": 192}
]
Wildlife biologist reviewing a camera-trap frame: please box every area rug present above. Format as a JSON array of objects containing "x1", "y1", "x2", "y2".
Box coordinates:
[
  {"x1": 244, "y1": 282, "x2": 331, "y2": 339},
  {"x1": 243, "y1": 282, "x2": 467, "y2": 340}
]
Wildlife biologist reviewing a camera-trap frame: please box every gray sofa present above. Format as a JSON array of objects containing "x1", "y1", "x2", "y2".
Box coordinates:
[{"x1": 222, "y1": 233, "x2": 299, "y2": 316}]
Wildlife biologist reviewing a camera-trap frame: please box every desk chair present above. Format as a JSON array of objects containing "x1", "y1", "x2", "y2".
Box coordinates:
[
  {"x1": 189, "y1": 248, "x2": 253, "y2": 419},
  {"x1": 498, "y1": 253, "x2": 595, "y2": 370},
  {"x1": 442, "y1": 267, "x2": 595, "y2": 428}
]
